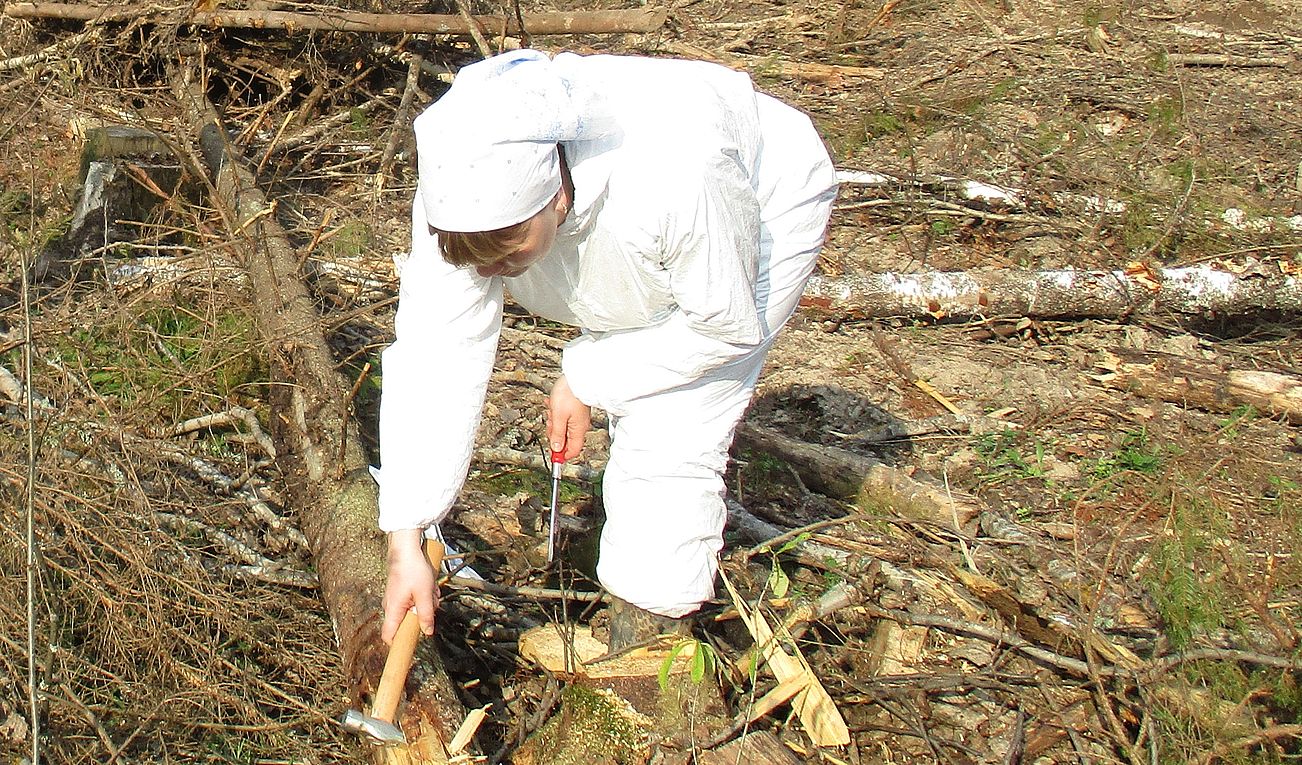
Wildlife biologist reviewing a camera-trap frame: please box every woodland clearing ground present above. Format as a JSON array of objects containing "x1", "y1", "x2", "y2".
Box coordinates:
[{"x1": 1, "y1": 0, "x2": 1300, "y2": 762}]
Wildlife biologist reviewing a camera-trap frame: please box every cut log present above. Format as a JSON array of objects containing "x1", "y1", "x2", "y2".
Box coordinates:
[
  {"x1": 174, "y1": 71, "x2": 464, "y2": 763},
  {"x1": 802, "y1": 263, "x2": 1302, "y2": 320},
  {"x1": 1092, "y1": 348, "x2": 1302, "y2": 424},
  {"x1": 693, "y1": 732, "x2": 801, "y2": 765},
  {"x1": 734, "y1": 422, "x2": 982, "y2": 529},
  {"x1": 3, "y1": 2, "x2": 668, "y2": 36}
]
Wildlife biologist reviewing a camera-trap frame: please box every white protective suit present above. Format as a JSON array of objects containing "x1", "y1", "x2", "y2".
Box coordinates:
[{"x1": 379, "y1": 51, "x2": 838, "y2": 617}]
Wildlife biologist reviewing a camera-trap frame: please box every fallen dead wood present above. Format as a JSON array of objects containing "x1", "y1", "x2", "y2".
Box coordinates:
[
  {"x1": 1164, "y1": 53, "x2": 1293, "y2": 67},
  {"x1": 835, "y1": 169, "x2": 1302, "y2": 235},
  {"x1": 734, "y1": 422, "x2": 982, "y2": 529},
  {"x1": 3, "y1": 2, "x2": 667, "y2": 36},
  {"x1": 836, "y1": 167, "x2": 1126, "y2": 216},
  {"x1": 174, "y1": 70, "x2": 464, "y2": 763},
  {"x1": 802, "y1": 262, "x2": 1302, "y2": 320},
  {"x1": 1092, "y1": 348, "x2": 1302, "y2": 424},
  {"x1": 659, "y1": 41, "x2": 884, "y2": 83}
]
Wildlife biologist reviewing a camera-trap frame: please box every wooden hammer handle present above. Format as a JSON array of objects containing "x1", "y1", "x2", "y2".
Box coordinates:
[{"x1": 370, "y1": 540, "x2": 445, "y2": 723}]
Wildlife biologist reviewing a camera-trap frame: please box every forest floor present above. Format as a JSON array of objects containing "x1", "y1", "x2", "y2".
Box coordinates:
[{"x1": 0, "y1": 0, "x2": 1300, "y2": 763}]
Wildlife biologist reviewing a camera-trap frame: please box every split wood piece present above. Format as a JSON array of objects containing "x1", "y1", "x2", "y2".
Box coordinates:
[
  {"x1": 514, "y1": 628, "x2": 729, "y2": 763},
  {"x1": 719, "y1": 570, "x2": 850, "y2": 747},
  {"x1": 173, "y1": 70, "x2": 463, "y2": 764},
  {"x1": 863, "y1": 620, "x2": 928, "y2": 676},
  {"x1": 4, "y1": 2, "x2": 667, "y2": 36},
  {"x1": 518, "y1": 624, "x2": 695, "y2": 679},
  {"x1": 1092, "y1": 348, "x2": 1302, "y2": 424},
  {"x1": 734, "y1": 422, "x2": 982, "y2": 529},
  {"x1": 802, "y1": 263, "x2": 1302, "y2": 320}
]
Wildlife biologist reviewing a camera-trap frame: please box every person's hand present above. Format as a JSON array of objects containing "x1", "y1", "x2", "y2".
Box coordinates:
[
  {"x1": 546, "y1": 374, "x2": 591, "y2": 462},
  {"x1": 381, "y1": 529, "x2": 439, "y2": 644}
]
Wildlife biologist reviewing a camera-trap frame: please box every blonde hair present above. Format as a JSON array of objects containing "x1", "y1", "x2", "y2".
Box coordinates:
[{"x1": 432, "y1": 220, "x2": 532, "y2": 268}]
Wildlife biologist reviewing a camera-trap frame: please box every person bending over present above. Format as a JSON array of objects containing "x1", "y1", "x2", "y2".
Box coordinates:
[{"x1": 378, "y1": 49, "x2": 837, "y2": 649}]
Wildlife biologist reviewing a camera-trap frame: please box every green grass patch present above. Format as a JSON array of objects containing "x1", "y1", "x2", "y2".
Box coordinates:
[
  {"x1": 1144, "y1": 494, "x2": 1228, "y2": 650},
  {"x1": 1092, "y1": 428, "x2": 1165, "y2": 480},
  {"x1": 864, "y1": 110, "x2": 906, "y2": 138},
  {"x1": 50, "y1": 301, "x2": 267, "y2": 423},
  {"x1": 948, "y1": 77, "x2": 1019, "y2": 118},
  {"x1": 320, "y1": 219, "x2": 372, "y2": 261},
  {"x1": 973, "y1": 429, "x2": 1048, "y2": 485},
  {"x1": 1152, "y1": 659, "x2": 1302, "y2": 764}
]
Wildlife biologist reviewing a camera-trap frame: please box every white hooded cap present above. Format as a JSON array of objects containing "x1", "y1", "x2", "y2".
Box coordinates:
[{"x1": 414, "y1": 50, "x2": 612, "y2": 233}]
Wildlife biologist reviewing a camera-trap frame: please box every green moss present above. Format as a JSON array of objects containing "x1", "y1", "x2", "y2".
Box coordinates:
[
  {"x1": 531, "y1": 684, "x2": 650, "y2": 765},
  {"x1": 320, "y1": 219, "x2": 371, "y2": 261},
  {"x1": 1148, "y1": 95, "x2": 1184, "y2": 138},
  {"x1": 467, "y1": 467, "x2": 586, "y2": 506},
  {"x1": 49, "y1": 301, "x2": 267, "y2": 424}
]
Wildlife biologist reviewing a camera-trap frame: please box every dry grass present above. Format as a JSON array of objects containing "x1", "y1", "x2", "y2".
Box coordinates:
[{"x1": 2, "y1": 0, "x2": 1301, "y2": 763}]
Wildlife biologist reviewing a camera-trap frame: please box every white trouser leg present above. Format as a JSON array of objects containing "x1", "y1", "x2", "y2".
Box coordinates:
[
  {"x1": 597, "y1": 359, "x2": 762, "y2": 617},
  {"x1": 596, "y1": 185, "x2": 836, "y2": 617}
]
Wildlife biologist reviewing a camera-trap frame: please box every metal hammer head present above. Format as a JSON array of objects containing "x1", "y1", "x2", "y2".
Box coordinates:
[{"x1": 341, "y1": 708, "x2": 406, "y2": 745}]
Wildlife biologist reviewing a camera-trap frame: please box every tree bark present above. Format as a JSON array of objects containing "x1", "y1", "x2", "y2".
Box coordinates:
[
  {"x1": 733, "y1": 423, "x2": 982, "y2": 529},
  {"x1": 1092, "y1": 348, "x2": 1302, "y2": 424},
  {"x1": 175, "y1": 71, "x2": 463, "y2": 763},
  {"x1": 802, "y1": 264, "x2": 1302, "y2": 320},
  {"x1": 4, "y1": 2, "x2": 667, "y2": 36}
]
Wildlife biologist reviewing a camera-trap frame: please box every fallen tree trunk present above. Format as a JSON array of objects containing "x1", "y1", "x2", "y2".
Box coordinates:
[
  {"x1": 175, "y1": 71, "x2": 464, "y2": 763},
  {"x1": 1092, "y1": 348, "x2": 1302, "y2": 424},
  {"x1": 4, "y1": 2, "x2": 667, "y2": 36},
  {"x1": 733, "y1": 423, "x2": 982, "y2": 529},
  {"x1": 802, "y1": 263, "x2": 1302, "y2": 320}
]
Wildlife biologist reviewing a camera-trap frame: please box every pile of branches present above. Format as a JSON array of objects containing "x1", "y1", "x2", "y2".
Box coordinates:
[{"x1": 2, "y1": 2, "x2": 1300, "y2": 764}]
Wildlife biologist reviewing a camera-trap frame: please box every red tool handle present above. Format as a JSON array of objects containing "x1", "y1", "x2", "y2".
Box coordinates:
[{"x1": 551, "y1": 448, "x2": 566, "y2": 472}]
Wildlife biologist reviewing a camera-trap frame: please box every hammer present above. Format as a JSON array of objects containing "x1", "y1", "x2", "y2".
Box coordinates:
[{"x1": 341, "y1": 541, "x2": 445, "y2": 746}]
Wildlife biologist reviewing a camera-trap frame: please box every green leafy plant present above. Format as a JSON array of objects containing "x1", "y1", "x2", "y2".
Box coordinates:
[
  {"x1": 1216, "y1": 405, "x2": 1257, "y2": 440},
  {"x1": 758, "y1": 532, "x2": 811, "y2": 600},
  {"x1": 929, "y1": 218, "x2": 956, "y2": 237},
  {"x1": 1092, "y1": 429, "x2": 1164, "y2": 479},
  {"x1": 658, "y1": 638, "x2": 718, "y2": 692},
  {"x1": 973, "y1": 430, "x2": 1048, "y2": 485}
]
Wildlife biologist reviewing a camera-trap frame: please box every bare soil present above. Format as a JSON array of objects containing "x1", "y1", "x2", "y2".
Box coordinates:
[{"x1": 1, "y1": 0, "x2": 1300, "y2": 763}]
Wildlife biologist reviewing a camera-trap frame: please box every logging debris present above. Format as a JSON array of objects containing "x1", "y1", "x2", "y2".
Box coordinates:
[{"x1": 2, "y1": 0, "x2": 1300, "y2": 763}]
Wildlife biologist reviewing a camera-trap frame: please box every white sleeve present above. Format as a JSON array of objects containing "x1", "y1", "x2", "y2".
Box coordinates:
[
  {"x1": 560, "y1": 153, "x2": 764, "y2": 414},
  {"x1": 377, "y1": 199, "x2": 503, "y2": 532}
]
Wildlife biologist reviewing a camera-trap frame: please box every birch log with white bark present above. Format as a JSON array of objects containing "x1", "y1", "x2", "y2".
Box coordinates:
[
  {"x1": 802, "y1": 264, "x2": 1302, "y2": 320},
  {"x1": 175, "y1": 71, "x2": 462, "y2": 764},
  {"x1": 1092, "y1": 348, "x2": 1302, "y2": 424}
]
